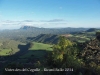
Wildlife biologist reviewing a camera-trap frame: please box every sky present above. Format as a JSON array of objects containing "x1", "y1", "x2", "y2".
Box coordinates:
[{"x1": 0, "y1": 0, "x2": 100, "y2": 29}]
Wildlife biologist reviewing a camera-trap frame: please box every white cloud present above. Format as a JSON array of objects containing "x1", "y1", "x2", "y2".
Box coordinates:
[
  {"x1": 40, "y1": 19, "x2": 67, "y2": 22},
  {"x1": 0, "y1": 19, "x2": 68, "y2": 29},
  {"x1": 47, "y1": 19, "x2": 65, "y2": 22}
]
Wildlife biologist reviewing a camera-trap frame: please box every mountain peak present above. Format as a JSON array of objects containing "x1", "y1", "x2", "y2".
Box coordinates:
[{"x1": 20, "y1": 25, "x2": 39, "y2": 29}]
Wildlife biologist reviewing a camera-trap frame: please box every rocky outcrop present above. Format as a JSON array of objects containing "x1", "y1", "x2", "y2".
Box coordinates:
[
  {"x1": 96, "y1": 32, "x2": 100, "y2": 41},
  {"x1": 81, "y1": 32, "x2": 100, "y2": 65}
]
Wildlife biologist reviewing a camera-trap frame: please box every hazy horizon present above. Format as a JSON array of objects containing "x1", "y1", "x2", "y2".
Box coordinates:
[{"x1": 0, "y1": 0, "x2": 100, "y2": 29}]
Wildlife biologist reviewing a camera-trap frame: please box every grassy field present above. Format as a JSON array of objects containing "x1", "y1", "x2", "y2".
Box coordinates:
[
  {"x1": 0, "y1": 39, "x2": 53, "y2": 63},
  {"x1": 20, "y1": 42, "x2": 53, "y2": 60},
  {"x1": 0, "y1": 38, "x2": 25, "y2": 56},
  {"x1": 0, "y1": 49, "x2": 12, "y2": 56},
  {"x1": 29, "y1": 42, "x2": 53, "y2": 51}
]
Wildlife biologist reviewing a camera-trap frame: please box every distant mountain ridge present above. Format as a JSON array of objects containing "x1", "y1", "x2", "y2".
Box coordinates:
[
  {"x1": 20, "y1": 26, "x2": 39, "y2": 29},
  {"x1": 20, "y1": 25, "x2": 89, "y2": 31},
  {"x1": 0, "y1": 25, "x2": 92, "y2": 40},
  {"x1": 86, "y1": 28, "x2": 97, "y2": 32},
  {"x1": 18, "y1": 26, "x2": 90, "y2": 37}
]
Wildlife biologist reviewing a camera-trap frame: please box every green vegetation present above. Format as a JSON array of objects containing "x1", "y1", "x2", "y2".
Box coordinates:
[
  {"x1": 1, "y1": 28, "x2": 100, "y2": 75},
  {"x1": 27, "y1": 34, "x2": 59, "y2": 44},
  {"x1": 26, "y1": 28, "x2": 99, "y2": 44},
  {"x1": 32, "y1": 35, "x2": 100, "y2": 75},
  {"x1": 0, "y1": 39, "x2": 24, "y2": 56},
  {"x1": 20, "y1": 42, "x2": 53, "y2": 59},
  {"x1": 0, "y1": 27, "x2": 88, "y2": 41},
  {"x1": 39, "y1": 36, "x2": 83, "y2": 75},
  {"x1": 29, "y1": 42, "x2": 53, "y2": 51},
  {"x1": 0, "y1": 49, "x2": 12, "y2": 56},
  {"x1": 20, "y1": 50, "x2": 47, "y2": 61}
]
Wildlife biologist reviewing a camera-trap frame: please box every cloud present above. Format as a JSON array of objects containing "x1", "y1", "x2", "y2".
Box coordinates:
[
  {"x1": 41, "y1": 19, "x2": 66, "y2": 22},
  {"x1": 0, "y1": 19, "x2": 67, "y2": 29},
  {"x1": 47, "y1": 19, "x2": 65, "y2": 22},
  {"x1": 1, "y1": 20, "x2": 20, "y2": 25},
  {"x1": 23, "y1": 20, "x2": 36, "y2": 22}
]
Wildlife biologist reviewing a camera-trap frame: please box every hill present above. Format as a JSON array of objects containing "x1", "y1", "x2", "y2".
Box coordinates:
[
  {"x1": 1, "y1": 31, "x2": 100, "y2": 75},
  {"x1": 80, "y1": 32, "x2": 100, "y2": 66},
  {"x1": 27, "y1": 34, "x2": 59, "y2": 44},
  {"x1": 86, "y1": 28, "x2": 97, "y2": 32},
  {"x1": 0, "y1": 26, "x2": 89, "y2": 42},
  {"x1": 20, "y1": 26, "x2": 39, "y2": 29}
]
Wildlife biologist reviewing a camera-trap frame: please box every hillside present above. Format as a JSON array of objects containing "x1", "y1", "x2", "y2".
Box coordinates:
[
  {"x1": 27, "y1": 34, "x2": 59, "y2": 44},
  {"x1": 26, "y1": 29, "x2": 98, "y2": 44},
  {"x1": 0, "y1": 26, "x2": 89, "y2": 42},
  {"x1": 86, "y1": 28, "x2": 97, "y2": 32},
  {"x1": 77, "y1": 32, "x2": 100, "y2": 75},
  {"x1": 0, "y1": 27, "x2": 100, "y2": 75},
  {"x1": 0, "y1": 32, "x2": 100, "y2": 75}
]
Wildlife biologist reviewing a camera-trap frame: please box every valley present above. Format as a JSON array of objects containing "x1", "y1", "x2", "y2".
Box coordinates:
[{"x1": 0, "y1": 26, "x2": 100, "y2": 75}]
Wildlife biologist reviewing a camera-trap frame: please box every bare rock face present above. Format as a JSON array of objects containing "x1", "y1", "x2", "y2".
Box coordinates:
[{"x1": 96, "y1": 32, "x2": 100, "y2": 41}]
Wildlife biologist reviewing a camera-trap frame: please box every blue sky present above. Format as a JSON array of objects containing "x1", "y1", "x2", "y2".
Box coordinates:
[{"x1": 0, "y1": 0, "x2": 100, "y2": 29}]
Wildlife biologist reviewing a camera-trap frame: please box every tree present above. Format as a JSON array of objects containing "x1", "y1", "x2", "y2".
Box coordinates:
[
  {"x1": 58, "y1": 36, "x2": 72, "y2": 50},
  {"x1": 45, "y1": 36, "x2": 83, "y2": 75},
  {"x1": 52, "y1": 36, "x2": 73, "y2": 62}
]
